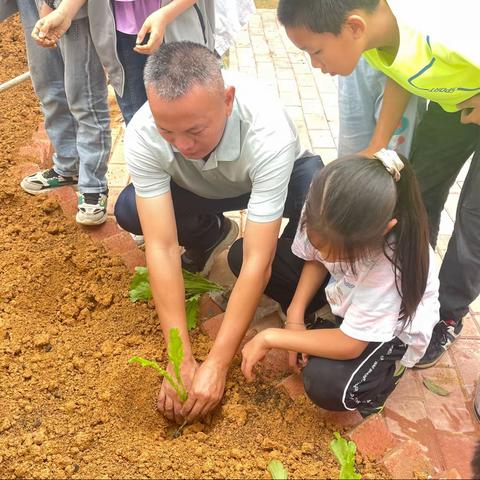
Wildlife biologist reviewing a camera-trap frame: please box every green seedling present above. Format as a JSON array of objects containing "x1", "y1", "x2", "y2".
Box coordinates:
[
  {"x1": 129, "y1": 266, "x2": 223, "y2": 330},
  {"x1": 129, "y1": 328, "x2": 188, "y2": 402},
  {"x1": 267, "y1": 459, "x2": 288, "y2": 480},
  {"x1": 330, "y1": 432, "x2": 362, "y2": 480},
  {"x1": 422, "y1": 377, "x2": 451, "y2": 397}
]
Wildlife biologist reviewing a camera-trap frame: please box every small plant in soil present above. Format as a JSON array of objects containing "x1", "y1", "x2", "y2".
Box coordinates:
[
  {"x1": 267, "y1": 459, "x2": 288, "y2": 479},
  {"x1": 330, "y1": 432, "x2": 362, "y2": 480},
  {"x1": 129, "y1": 327, "x2": 188, "y2": 402},
  {"x1": 129, "y1": 266, "x2": 223, "y2": 330}
]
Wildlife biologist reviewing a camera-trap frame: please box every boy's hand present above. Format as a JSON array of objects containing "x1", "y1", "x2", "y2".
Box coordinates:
[
  {"x1": 157, "y1": 355, "x2": 197, "y2": 424},
  {"x1": 458, "y1": 95, "x2": 480, "y2": 126},
  {"x1": 134, "y1": 10, "x2": 167, "y2": 55},
  {"x1": 32, "y1": 7, "x2": 72, "y2": 48},
  {"x1": 241, "y1": 330, "x2": 270, "y2": 382}
]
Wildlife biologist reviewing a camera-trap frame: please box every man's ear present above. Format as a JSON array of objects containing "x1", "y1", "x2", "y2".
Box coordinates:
[
  {"x1": 344, "y1": 14, "x2": 367, "y2": 39},
  {"x1": 224, "y1": 86, "x2": 236, "y2": 116}
]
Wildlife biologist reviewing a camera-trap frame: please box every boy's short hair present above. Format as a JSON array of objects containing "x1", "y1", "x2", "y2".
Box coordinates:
[{"x1": 277, "y1": 0, "x2": 380, "y2": 35}]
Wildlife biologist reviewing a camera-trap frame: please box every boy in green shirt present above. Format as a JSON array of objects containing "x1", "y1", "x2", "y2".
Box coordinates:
[{"x1": 277, "y1": 0, "x2": 480, "y2": 370}]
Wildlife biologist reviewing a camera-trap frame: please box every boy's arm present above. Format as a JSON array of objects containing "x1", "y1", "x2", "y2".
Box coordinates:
[
  {"x1": 363, "y1": 78, "x2": 412, "y2": 155},
  {"x1": 32, "y1": 0, "x2": 86, "y2": 48},
  {"x1": 180, "y1": 217, "x2": 282, "y2": 421},
  {"x1": 134, "y1": 0, "x2": 198, "y2": 55}
]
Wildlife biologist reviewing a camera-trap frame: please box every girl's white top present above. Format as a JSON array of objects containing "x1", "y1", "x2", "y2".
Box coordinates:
[{"x1": 292, "y1": 228, "x2": 440, "y2": 367}]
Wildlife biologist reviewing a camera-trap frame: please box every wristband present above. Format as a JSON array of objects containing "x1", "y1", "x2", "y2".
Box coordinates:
[{"x1": 44, "y1": 0, "x2": 56, "y2": 9}]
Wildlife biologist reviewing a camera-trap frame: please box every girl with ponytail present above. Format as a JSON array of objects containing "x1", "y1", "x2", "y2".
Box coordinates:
[{"x1": 230, "y1": 150, "x2": 440, "y2": 417}]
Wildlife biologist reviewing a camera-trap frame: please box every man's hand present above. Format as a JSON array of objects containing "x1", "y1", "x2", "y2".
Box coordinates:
[
  {"x1": 134, "y1": 10, "x2": 167, "y2": 55},
  {"x1": 157, "y1": 355, "x2": 197, "y2": 424},
  {"x1": 32, "y1": 7, "x2": 72, "y2": 48},
  {"x1": 458, "y1": 95, "x2": 480, "y2": 126},
  {"x1": 180, "y1": 359, "x2": 228, "y2": 422}
]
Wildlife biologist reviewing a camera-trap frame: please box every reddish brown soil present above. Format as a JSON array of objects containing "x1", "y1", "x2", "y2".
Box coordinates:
[{"x1": 0, "y1": 14, "x2": 387, "y2": 479}]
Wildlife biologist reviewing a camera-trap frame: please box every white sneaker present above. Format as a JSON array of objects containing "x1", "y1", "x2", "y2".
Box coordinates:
[{"x1": 76, "y1": 191, "x2": 108, "y2": 226}]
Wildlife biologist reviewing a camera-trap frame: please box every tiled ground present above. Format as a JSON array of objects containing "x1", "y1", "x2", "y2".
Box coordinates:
[{"x1": 54, "y1": 8, "x2": 480, "y2": 478}]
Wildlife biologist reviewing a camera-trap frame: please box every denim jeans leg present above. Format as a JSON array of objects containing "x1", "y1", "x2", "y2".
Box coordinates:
[
  {"x1": 59, "y1": 17, "x2": 111, "y2": 193},
  {"x1": 16, "y1": 0, "x2": 79, "y2": 175},
  {"x1": 338, "y1": 57, "x2": 425, "y2": 158},
  {"x1": 282, "y1": 154, "x2": 323, "y2": 238},
  {"x1": 115, "y1": 31, "x2": 148, "y2": 124}
]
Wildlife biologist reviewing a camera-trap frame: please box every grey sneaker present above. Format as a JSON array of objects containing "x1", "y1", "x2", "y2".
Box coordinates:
[
  {"x1": 76, "y1": 191, "x2": 108, "y2": 226},
  {"x1": 20, "y1": 168, "x2": 78, "y2": 195}
]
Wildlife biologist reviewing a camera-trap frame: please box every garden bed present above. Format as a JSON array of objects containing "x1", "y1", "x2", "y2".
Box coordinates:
[{"x1": 0, "y1": 15, "x2": 388, "y2": 478}]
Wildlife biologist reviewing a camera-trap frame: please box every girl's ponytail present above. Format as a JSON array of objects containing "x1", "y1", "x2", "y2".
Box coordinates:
[{"x1": 388, "y1": 155, "x2": 430, "y2": 324}]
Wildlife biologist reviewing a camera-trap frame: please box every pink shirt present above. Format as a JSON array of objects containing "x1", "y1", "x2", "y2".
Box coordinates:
[{"x1": 113, "y1": 0, "x2": 162, "y2": 35}]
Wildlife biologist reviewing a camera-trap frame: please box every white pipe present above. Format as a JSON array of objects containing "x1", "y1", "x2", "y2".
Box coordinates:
[{"x1": 0, "y1": 72, "x2": 31, "y2": 93}]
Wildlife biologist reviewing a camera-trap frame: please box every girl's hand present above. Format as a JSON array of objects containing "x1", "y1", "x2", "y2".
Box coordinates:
[
  {"x1": 32, "y1": 7, "x2": 72, "y2": 48},
  {"x1": 241, "y1": 330, "x2": 270, "y2": 382},
  {"x1": 134, "y1": 9, "x2": 167, "y2": 55},
  {"x1": 284, "y1": 320, "x2": 307, "y2": 374}
]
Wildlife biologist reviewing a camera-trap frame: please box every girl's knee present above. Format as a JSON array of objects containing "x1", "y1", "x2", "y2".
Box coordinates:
[{"x1": 302, "y1": 360, "x2": 348, "y2": 412}]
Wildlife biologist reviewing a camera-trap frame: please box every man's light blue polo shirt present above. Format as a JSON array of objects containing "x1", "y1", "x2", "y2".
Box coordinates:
[{"x1": 124, "y1": 71, "x2": 305, "y2": 223}]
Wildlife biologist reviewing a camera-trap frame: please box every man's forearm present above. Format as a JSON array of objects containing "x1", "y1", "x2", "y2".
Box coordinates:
[
  {"x1": 207, "y1": 261, "x2": 272, "y2": 368},
  {"x1": 368, "y1": 78, "x2": 412, "y2": 152},
  {"x1": 146, "y1": 245, "x2": 193, "y2": 356}
]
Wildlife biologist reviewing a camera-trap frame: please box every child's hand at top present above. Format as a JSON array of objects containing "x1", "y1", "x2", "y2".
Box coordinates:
[
  {"x1": 458, "y1": 94, "x2": 480, "y2": 126},
  {"x1": 134, "y1": 9, "x2": 168, "y2": 55},
  {"x1": 32, "y1": 5, "x2": 72, "y2": 48}
]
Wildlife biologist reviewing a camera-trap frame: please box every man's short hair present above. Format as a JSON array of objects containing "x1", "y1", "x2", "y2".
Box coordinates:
[
  {"x1": 144, "y1": 41, "x2": 224, "y2": 101},
  {"x1": 277, "y1": 0, "x2": 380, "y2": 35}
]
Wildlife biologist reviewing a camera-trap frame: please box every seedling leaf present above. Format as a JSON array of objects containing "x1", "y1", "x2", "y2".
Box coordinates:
[
  {"x1": 129, "y1": 267, "x2": 223, "y2": 330},
  {"x1": 128, "y1": 356, "x2": 177, "y2": 393},
  {"x1": 129, "y1": 266, "x2": 152, "y2": 302},
  {"x1": 186, "y1": 294, "x2": 201, "y2": 330},
  {"x1": 330, "y1": 432, "x2": 362, "y2": 480},
  {"x1": 128, "y1": 328, "x2": 188, "y2": 402},
  {"x1": 423, "y1": 377, "x2": 451, "y2": 396},
  {"x1": 183, "y1": 269, "x2": 223, "y2": 296},
  {"x1": 267, "y1": 460, "x2": 288, "y2": 480}
]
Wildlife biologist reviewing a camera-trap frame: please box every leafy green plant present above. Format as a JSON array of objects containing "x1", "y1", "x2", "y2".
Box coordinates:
[
  {"x1": 422, "y1": 377, "x2": 451, "y2": 396},
  {"x1": 330, "y1": 432, "x2": 362, "y2": 480},
  {"x1": 129, "y1": 266, "x2": 223, "y2": 330},
  {"x1": 129, "y1": 328, "x2": 188, "y2": 402},
  {"x1": 267, "y1": 459, "x2": 288, "y2": 480}
]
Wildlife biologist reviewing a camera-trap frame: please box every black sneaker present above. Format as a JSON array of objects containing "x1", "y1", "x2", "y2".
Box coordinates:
[
  {"x1": 415, "y1": 319, "x2": 463, "y2": 369},
  {"x1": 181, "y1": 217, "x2": 239, "y2": 275}
]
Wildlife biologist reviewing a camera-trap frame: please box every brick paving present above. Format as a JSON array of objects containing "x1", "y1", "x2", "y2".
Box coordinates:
[{"x1": 18, "y1": 8, "x2": 480, "y2": 478}]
